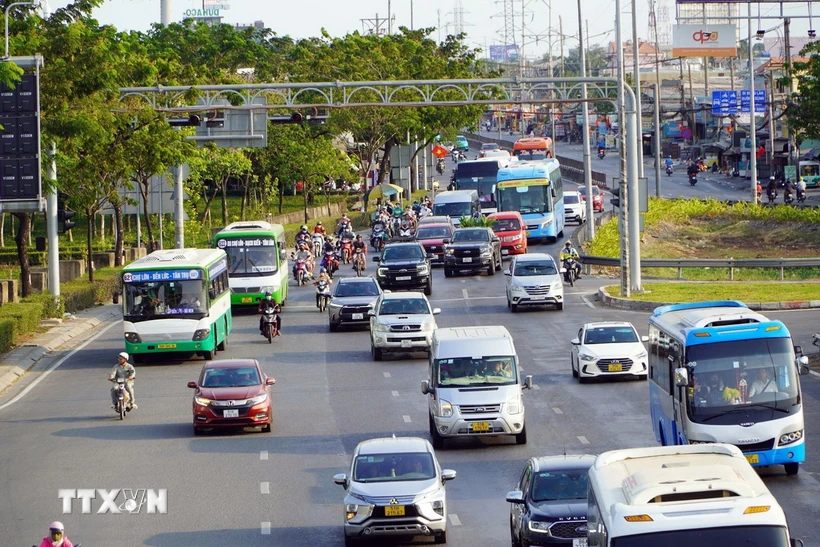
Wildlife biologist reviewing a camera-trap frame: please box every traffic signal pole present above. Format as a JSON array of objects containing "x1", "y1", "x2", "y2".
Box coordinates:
[{"x1": 46, "y1": 142, "x2": 59, "y2": 297}]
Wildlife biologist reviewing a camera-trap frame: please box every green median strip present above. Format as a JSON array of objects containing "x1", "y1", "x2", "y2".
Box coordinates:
[{"x1": 604, "y1": 282, "x2": 820, "y2": 303}]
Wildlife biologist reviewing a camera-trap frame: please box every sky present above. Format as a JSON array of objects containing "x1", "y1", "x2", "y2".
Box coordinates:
[{"x1": 46, "y1": 0, "x2": 815, "y2": 61}]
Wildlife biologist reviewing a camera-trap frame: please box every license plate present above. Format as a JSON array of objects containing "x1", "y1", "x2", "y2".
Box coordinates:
[
  {"x1": 223, "y1": 409, "x2": 239, "y2": 418},
  {"x1": 401, "y1": 339, "x2": 412, "y2": 348},
  {"x1": 384, "y1": 505, "x2": 405, "y2": 517},
  {"x1": 241, "y1": 297, "x2": 252, "y2": 303},
  {"x1": 532, "y1": 295, "x2": 546, "y2": 300},
  {"x1": 745, "y1": 454, "x2": 759, "y2": 464},
  {"x1": 463, "y1": 257, "x2": 472, "y2": 263},
  {"x1": 471, "y1": 422, "x2": 491, "y2": 432},
  {"x1": 501, "y1": 249, "x2": 509, "y2": 255},
  {"x1": 573, "y1": 539, "x2": 588, "y2": 547},
  {"x1": 352, "y1": 313, "x2": 363, "y2": 320},
  {"x1": 526, "y1": 231, "x2": 531, "y2": 236},
  {"x1": 157, "y1": 344, "x2": 177, "y2": 349},
  {"x1": 609, "y1": 364, "x2": 623, "y2": 372},
  {"x1": 397, "y1": 276, "x2": 411, "y2": 281}
]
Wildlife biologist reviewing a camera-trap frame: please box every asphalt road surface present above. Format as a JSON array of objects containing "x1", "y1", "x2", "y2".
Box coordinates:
[{"x1": 1, "y1": 220, "x2": 818, "y2": 547}]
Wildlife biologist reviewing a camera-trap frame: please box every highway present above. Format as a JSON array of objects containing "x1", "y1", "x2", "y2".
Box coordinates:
[{"x1": 1, "y1": 216, "x2": 818, "y2": 546}]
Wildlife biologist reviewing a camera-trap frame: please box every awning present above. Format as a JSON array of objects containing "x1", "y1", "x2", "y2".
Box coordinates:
[{"x1": 366, "y1": 183, "x2": 404, "y2": 200}]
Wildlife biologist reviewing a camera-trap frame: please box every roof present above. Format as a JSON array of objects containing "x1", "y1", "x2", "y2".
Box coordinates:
[
  {"x1": 416, "y1": 222, "x2": 453, "y2": 229},
  {"x1": 584, "y1": 321, "x2": 635, "y2": 329},
  {"x1": 498, "y1": 159, "x2": 561, "y2": 179},
  {"x1": 514, "y1": 252, "x2": 557, "y2": 263},
  {"x1": 202, "y1": 359, "x2": 260, "y2": 369},
  {"x1": 487, "y1": 211, "x2": 524, "y2": 220},
  {"x1": 532, "y1": 454, "x2": 596, "y2": 473},
  {"x1": 384, "y1": 241, "x2": 423, "y2": 248},
  {"x1": 356, "y1": 436, "x2": 431, "y2": 455},
  {"x1": 433, "y1": 326, "x2": 515, "y2": 358},
  {"x1": 381, "y1": 291, "x2": 426, "y2": 300},
  {"x1": 337, "y1": 276, "x2": 379, "y2": 284},
  {"x1": 220, "y1": 220, "x2": 275, "y2": 232},
  {"x1": 124, "y1": 248, "x2": 226, "y2": 270}
]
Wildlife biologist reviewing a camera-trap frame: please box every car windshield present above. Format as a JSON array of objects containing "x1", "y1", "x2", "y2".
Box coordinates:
[
  {"x1": 565, "y1": 194, "x2": 580, "y2": 204},
  {"x1": 434, "y1": 356, "x2": 518, "y2": 387},
  {"x1": 579, "y1": 187, "x2": 600, "y2": 197},
  {"x1": 482, "y1": 143, "x2": 499, "y2": 150},
  {"x1": 492, "y1": 219, "x2": 521, "y2": 231},
  {"x1": 416, "y1": 227, "x2": 451, "y2": 239},
  {"x1": 382, "y1": 246, "x2": 425, "y2": 261},
  {"x1": 451, "y1": 230, "x2": 489, "y2": 243},
  {"x1": 123, "y1": 279, "x2": 207, "y2": 321},
  {"x1": 334, "y1": 281, "x2": 380, "y2": 297},
  {"x1": 584, "y1": 326, "x2": 638, "y2": 344},
  {"x1": 353, "y1": 452, "x2": 436, "y2": 482},
  {"x1": 379, "y1": 298, "x2": 430, "y2": 315},
  {"x1": 530, "y1": 469, "x2": 588, "y2": 502},
  {"x1": 433, "y1": 202, "x2": 472, "y2": 217},
  {"x1": 514, "y1": 261, "x2": 557, "y2": 276},
  {"x1": 201, "y1": 366, "x2": 261, "y2": 388}
]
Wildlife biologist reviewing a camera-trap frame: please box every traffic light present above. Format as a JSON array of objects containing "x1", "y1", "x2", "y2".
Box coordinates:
[
  {"x1": 610, "y1": 187, "x2": 621, "y2": 209},
  {"x1": 269, "y1": 113, "x2": 303, "y2": 124},
  {"x1": 57, "y1": 208, "x2": 76, "y2": 233},
  {"x1": 168, "y1": 114, "x2": 202, "y2": 127}
]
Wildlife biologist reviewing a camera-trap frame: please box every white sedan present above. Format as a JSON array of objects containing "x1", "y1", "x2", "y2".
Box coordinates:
[
  {"x1": 563, "y1": 191, "x2": 587, "y2": 225},
  {"x1": 503, "y1": 253, "x2": 564, "y2": 311},
  {"x1": 369, "y1": 292, "x2": 440, "y2": 361},
  {"x1": 570, "y1": 322, "x2": 649, "y2": 383}
]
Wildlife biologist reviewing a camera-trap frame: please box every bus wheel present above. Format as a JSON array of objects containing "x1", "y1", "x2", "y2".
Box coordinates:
[
  {"x1": 784, "y1": 463, "x2": 799, "y2": 476},
  {"x1": 202, "y1": 349, "x2": 214, "y2": 361},
  {"x1": 217, "y1": 320, "x2": 228, "y2": 351}
]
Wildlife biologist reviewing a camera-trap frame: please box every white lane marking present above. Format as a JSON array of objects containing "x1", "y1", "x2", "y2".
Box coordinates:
[
  {"x1": 392, "y1": 390, "x2": 399, "y2": 397},
  {"x1": 260, "y1": 451, "x2": 269, "y2": 461},
  {"x1": 260, "y1": 482, "x2": 270, "y2": 494},
  {"x1": 581, "y1": 295, "x2": 596, "y2": 309},
  {"x1": 261, "y1": 522, "x2": 271, "y2": 535},
  {"x1": 577, "y1": 436, "x2": 590, "y2": 445},
  {"x1": 449, "y1": 514, "x2": 462, "y2": 526},
  {"x1": 383, "y1": 372, "x2": 391, "y2": 378},
  {"x1": 462, "y1": 289, "x2": 468, "y2": 299},
  {"x1": 403, "y1": 415, "x2": 412, "y2": 423},
  {"x1": 809, "y1": 369, "x2": 820, "y2": 379},
  {"x1": 429, "y1": 296, "x2": 505, "y2": 302},
  {"x1": 532, "y1": 384, "x2": 541, "y2": 390},
  {"x1": 0, "y1": 320, "x2": 118, "y2": 412},
  {"x1": 552, "y1": 407, "x2": 563, "y2": 414}
]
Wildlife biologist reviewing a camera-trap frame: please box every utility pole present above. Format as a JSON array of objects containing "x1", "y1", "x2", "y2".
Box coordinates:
[
  {"x1": 631, "y1": 0, "x2": 644, "y2": 178},
  {"x1": 616, "y1": 0, "x2": 630, "y2": 298},
  {"x1": 653, "y1": 83, "x2": 662, "y2": 197},
  {"x1": 688, "y1": 65, "x2": 695, "y2": 145},
  {"x1": 46, "y1": 142, "x2": 59, "y2": 297},
  {"x1": 174, "y1": 165, "x2": 185, "y2": 249},
  {"x1": 748, "y1": 2, "x2": 759, "y2": 204},
  {"x1": 388, "y1": 0, "x2": 392, "y2": 34},
  {"x1": 578, "y1": 0, "x2": 594, "y2": 241},
  {"x1": 784, "y1": 17, "x2": 795, "y2": 170}
]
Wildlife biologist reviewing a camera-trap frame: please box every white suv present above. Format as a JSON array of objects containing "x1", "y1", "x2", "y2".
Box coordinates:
[
  {"x1": 570, "y1": 322, "x2": 649, "y2": 382},
  {"x1": 504, "y1": 253, "x2": 564, "y2": 311},
  {"x1": 564, "y1": 191, "x2": 587, "y2": 224},
  {"x1": 369, "y1": 292, "x2": 440, "y2": 361}
]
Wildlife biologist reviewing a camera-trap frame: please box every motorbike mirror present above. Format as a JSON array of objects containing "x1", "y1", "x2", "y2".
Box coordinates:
[
  {"x1": 432, "y1": 308, "x2": 441, "y2": 315},
  {"x1": 187, "y1": 381, "x2": 197, "y2": 388},
  {"x1": 266, "y1": 377, "x2": 276, "y2": 385},
  {"x1": 280, "y1": 250, "x2": 287, "y2": 260},
  {"x1": 560, "y1": 267, "x2": 567, "y2": 273}
]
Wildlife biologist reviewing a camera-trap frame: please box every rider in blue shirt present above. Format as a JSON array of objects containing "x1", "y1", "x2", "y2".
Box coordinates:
[{"x1": 665, "y1": 156, "x2": 674, "y2": 169}]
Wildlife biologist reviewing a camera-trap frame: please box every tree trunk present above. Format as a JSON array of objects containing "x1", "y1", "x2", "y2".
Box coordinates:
[
  {"x1": 14, "y1": 213, "x2": 31, "y2": 297},
  {"x1": 220, "y1": 178, "x2": 228, "y2": 226},
  {"x1": 139, "y1": 178, "x2": 155, "y2": 251},
  {"x1": 86, "y1": 210, "x2": 94, "y2": 283},
  {"x1": 303, "y1": 185, "x2": 309, "y2": 225},
  {"x1": 199, "y1": 185, "x2": 219, "y2": 224},
  {"x1": 240, "y1": 174, "x2": 249, "y2": 221},
  {"x1": 1, "y1": 212, "x2": 5, "y2": 247},
  {"x1": 114, "y1": 203, "x2": 124, "y2": 266},
  {"x1": 278, "y1": 179, "x2": 284, "y2": 214},
  {"x1": 377, "y1": 138, "x2": 395, "y2": 184}
]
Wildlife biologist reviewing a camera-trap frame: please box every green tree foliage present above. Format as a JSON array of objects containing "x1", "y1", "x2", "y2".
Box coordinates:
[
  {"x1": 554, "y1": 45, "x2": 610, "y2": 77},
  {"x1": 186, "y1": 144, "x2": 252, "y2": 226},
  {"x1": 792, "y1": 41, "x2": 820, "y2": 141}
]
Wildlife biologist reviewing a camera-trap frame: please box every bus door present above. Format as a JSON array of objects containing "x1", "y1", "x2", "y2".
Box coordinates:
[{"x1": 670, "y1": 342, "x2": 687, "y2": 445}]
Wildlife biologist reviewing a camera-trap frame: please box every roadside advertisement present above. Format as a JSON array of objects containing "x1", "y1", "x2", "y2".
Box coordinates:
[{"x1": 672, "y1": 24, "x2": 737, "y2": 57}]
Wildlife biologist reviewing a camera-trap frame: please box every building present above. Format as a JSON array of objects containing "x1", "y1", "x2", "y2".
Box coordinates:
[{"x1": 606, "y1": 40, "x2": 663, "y2": 77}]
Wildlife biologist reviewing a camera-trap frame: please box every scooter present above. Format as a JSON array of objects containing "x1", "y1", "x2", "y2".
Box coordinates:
[
  {"x1": 666, "y1": 165, "x2": 674, "y2": 176},
  {"x1": 436, "y1": 159, "x2": 445, "y2": 175},
  {"x1": 797, "y1": 188, "x2": 807, "y2": 204},
  {"x1": 339, "y1": 239, "x2": 353, "y2": 264},
  {"x1": 260, "y1": 304, "x2": 280, "y2": 343},
  {"x1": 315, "y1": 279, "x2": 331, "y2": 312},
  {"x1": 767, "y1": 188, "x2": 777, "y2": 204},
  {"x1": 112, "y1": 378, "x2": 132, "y2": 420},
  {"x1": 321, "y1": 251, "x2": 339, "y2": 277},
  {"x1": 562, "y1": 257, "x2": 578, "y2": 287},
  {"x1": 371, "y1": 224, "x2": 388, "y2": 251},
  {"x1": 597, "y1": 149, "x2": 605, "y2": 160},
  {"x1": 295, "y1": 233, "x2": 311, "y2": 249},
  {"x1": 312, "y1": 234, "x2": 324, "y2": 257},
  {"x1": 293, "y1": 258, "x2": 309, "y2": 286},
  {"x1": 689, "y1": 174, "x2": 698, "y2": 186},
  {"x1": 784, "y1": 191, "x2": 794, "y2": 205},
  {"x1": 352, "y1": 248, "x2": 366, "y2": 277}
]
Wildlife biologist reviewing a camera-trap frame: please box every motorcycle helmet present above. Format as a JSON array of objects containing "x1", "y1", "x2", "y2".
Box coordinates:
[
  {"x1": 49, "y1": 521, "x2": 65, "y2": 544},
  {"x1": 118, "y1": 352, "x2": 129, "y2": 361},
  {"x1": 320, "y1": 267, "x2": 327, "y2": 273},
  {"x1": 564, "y1": 241, "x2": 572, "y2": 248},
  {"x1": 264, "y1": 291, "x2": 272, "y2": 302},
  {"x1": 316, "y1": 221, "x2": 322, "y2": 226},
  {"x1": 300, "y1": 225, "x2": 308, "y2": 231}
]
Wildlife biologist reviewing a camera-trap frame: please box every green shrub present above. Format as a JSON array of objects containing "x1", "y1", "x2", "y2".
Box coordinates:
[
  {"x1": 22, "y1": 293, "x2": 65, "y2": 318},
  {"x1": 458, "y1": 216, "x2": 495, "y2": 228},
  {"x1": 62, "y1": 268, "x2": 122, "y2": 313},
  {"x1": 0, "y1": 319, "x2": 15, "y2": 353},
  {"x1": 0, "y1": 302, "x2": 44, "y2": 336}
]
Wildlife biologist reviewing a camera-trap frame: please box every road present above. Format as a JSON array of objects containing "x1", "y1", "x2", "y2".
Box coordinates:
[{"x1": 1, "y1": 219, "x2": 818, "y2": 547}]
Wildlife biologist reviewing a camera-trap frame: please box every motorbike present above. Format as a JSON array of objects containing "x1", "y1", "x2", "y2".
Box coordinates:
[
  {"x1": 666, "y1": 165, "x2": 674, "y2": 176},
  {"x1": 113, "y1": 378, "x2": 132, "y2": 420},
  {"x1": 315, "y1": 279, "x2": 331, "y2": 312},
  {"x1": 597, "y1": 149, "x2": 605, "y2": 160},
  {"x1": 784, "y1": 190, "x2": 794, "y2": 205},
  {"x1": 352, "y1": 248, "x2": 366, "y2": 277},
  {"x1": 397, "y1": 225, "x2": 415, "y2": 238},
  {"x1": 767, "y1": 188, "x2": 777, "y2": 204},
  {"x1": 756, "y1": 184, "x2": 762, "y2": 201},
  {"x1": 562, "y1": 257, "x2": 578, "y2": 287},
  {"x1": 436, "y1": 159, "x2": 445, "y2": 175},
  {"x1": 797, "y1": 188, "x2": 807, "y2": 204},
  {"x1": 312, "y1": 234, "x2": 324, "y2": 257},
  {"x1": 689, "y1": 174, "x2": 698, "y2": 186},
  {"x1": 293, "y1": 258, "x2": 309, "y2": 286},
  {"x1": 339, "y1": 239, "x2": 354, "y2": 264},
  {"x1": 371, "y1": 224, "x2": 388, "y2": 251},
  {"x1": 321, "y1": 251, "x2": 339, "y2": 277},
  {"x1": 260, "y1": 305, "x2": 279, "y2": 343},
  {"x1": 295, "y1": 233, "x2": 311, "y2": 249}
]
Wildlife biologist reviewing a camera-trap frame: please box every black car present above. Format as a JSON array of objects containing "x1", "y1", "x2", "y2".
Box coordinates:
[
  {"x1": 372, "y1": 241, "x2": 432, "y2": 295},
  {"x1": 506, "y1": 455, "x2": 595, "y2": 546},
  {"x1": 443, "y1": 227, "x2": 503, "y2": 277}
]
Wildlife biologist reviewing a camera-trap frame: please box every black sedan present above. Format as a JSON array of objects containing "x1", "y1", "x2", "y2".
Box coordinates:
[{"x1": 506, "y1": 455, "x2": 595, "y2": 546}]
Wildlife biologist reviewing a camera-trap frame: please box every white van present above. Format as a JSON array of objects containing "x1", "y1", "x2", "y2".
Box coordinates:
[
  {"x1": 431, "y1": 190, "x2": 480, "y2": 227},
  {"x1": 421, "y1": 326, "x2": 532, "y2": 448}
]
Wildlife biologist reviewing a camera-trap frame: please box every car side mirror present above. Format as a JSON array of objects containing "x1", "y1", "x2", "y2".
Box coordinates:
[
  {"x1": 797, "y1": 355, "x2": 810, "y2": 375},
  {"x1": 421, "y1": 380, "x2": 431, "y2": 395},
  {"x1": 333, "y1": 473, "x2": 347, "y2": 486},
  {"x1": 505, "y1": 491, "x2": 525, "y2": 504},
  {"x1": 427, "y1": 253, "x2": 435, "y2": 260},
  {"x1": 524, "y1": 375, "x2": 533, "y2": 390},
  {"x1": 503, "y1": 269, "x2": 511, "y2": 276},
  {"x1": 442, "y1": 238, "x2": 450, "y2": 244},
  {"x1": 266, "y1": 377, "x2": 276, "y2": 385},
  {"x1": 441, "y1": 469, "x2": 457, "y2": 482},
  {"x1": 641, "y1": 335, "x2": 649, "y2": 343},
  {"x1": 187, "y1": 381, "x2": 197, "y2": 389},
  {"x1": 571, "y1": 338, "x2": 580, "y2": 345},
  {"x1": 674, "y1": 367, "x2": 689, "y2": 387},
  {"x1": 492, "y1": 236, "x2": 500, "y2": 243},
  {"x1": 791, "y1": 539, "x2": 805, "y2": 547},
  {"x1": 372, "y1": 256, "x2": 380, "y2": 263},
  {"x1": 432, "y1": 308, "x2": 441, "y2": 315},
  {"x1": 367, "y1": 309, "x2": 376, "y2": 316}
]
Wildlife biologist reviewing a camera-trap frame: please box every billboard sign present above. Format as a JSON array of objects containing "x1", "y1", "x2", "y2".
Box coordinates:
[
  {"x1": 489, "y1": 44, "x2": 520, "y2": 62},
  {"x1": 672, "y1": 24, "x2": 737, "y2": 57}
]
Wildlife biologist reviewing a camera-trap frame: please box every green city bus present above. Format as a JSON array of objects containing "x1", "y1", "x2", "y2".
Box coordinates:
[
  {"x1": 213, "y1": 221, "x2": 289, "y2": 306},
  {"x1": 121, "y1": 248, "x2": 232, "y2": 361}
]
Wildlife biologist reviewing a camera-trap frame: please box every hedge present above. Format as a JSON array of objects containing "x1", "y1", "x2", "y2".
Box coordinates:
[
  {"x1": 22, "y1": 293, "x2": 65, "y2": 319},
  {"x1": 62, "y1": 268, "x2": 121, "y2": 314},
  {"x1": 0, "y1": 319, "x2": 15, "y2": 353},
  {"x1": 0, "y1": 302, "x2": 44, "y2": 344}
]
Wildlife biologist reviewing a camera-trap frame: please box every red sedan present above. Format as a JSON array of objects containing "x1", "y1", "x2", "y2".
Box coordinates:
[
  {"x1": 578, "y1": 185, "x2": 604, "y2": 213},
  {"x1": 187, "y1": 359, "x2": 275, "y2": 435}
]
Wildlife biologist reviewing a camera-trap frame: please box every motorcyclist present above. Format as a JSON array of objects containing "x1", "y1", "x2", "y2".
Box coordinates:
[
  {"x1": 559, "y1": 241, "x2": 582, "y2": 280},
  {"x1": 314, "y1": 268, "x2": 332, "y2": 307},
  {"x1": 784, "y1": 178, "x2": 795, "y2": 199},
  {"x1": 597, "y1": 138, "x2": 606, "y2": 156},
  {"x1": 322, "y1": 235, "x2": 336, "y2": 256},
  {"x1": 293, "y1": 242, "x2": 314, "y2": 277},
  {"x1": 351, "y1": 234, "x2": 367, "y2": 270},
  {"x1": 767, "y1": 176, "x2": 777, "y2": 200},
  {"x1": 412, "y1": 200, "x2": 422, "y2": 216},
  {"x1": 336, "y1": 213, "x2": 351, "y2": 236},
  {"x1": 797, "y1": 177, "x2": 807, "y2": 199},
  {"x1": 665, "y1": 156, "x2": 674, "y2": 170},
  {"x1": 295, "y1": 225, "x2": 311, "y2": 247},
  {"x1": 39, "y1": 521, "x2": 74, "y2": 547},
  {"x1": 109, "y1": 352, "x2": 136, "y2": 410},
  {"x1": 257, "y1": 292, "x2": 281, "y2": 336},
  {"x1": 687, "y1": 162, "x2": 699, "y2": 178},
  {"x1": 313, "y1": 221, "x2": 326, "y2": 235}
]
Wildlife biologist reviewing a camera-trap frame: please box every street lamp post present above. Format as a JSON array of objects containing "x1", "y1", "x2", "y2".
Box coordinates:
[{"x1": 4, "y1": 1, "x2": 38, "y2": 58}]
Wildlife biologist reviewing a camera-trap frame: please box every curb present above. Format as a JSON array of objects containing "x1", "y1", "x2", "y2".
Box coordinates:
[
  {"x1": 598, "y1": 286, "x2": 820, "y2": 312},
  {"x1": 0, "y1": 304, "x2": 120, "y2": 396}
]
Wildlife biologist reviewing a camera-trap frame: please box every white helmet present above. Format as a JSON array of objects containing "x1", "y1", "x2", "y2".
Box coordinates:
[{"x1": 118, "y1": 352, "x2": 129, "y2": 361}]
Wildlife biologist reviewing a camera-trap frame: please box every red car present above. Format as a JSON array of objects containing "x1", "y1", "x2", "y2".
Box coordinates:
[
  {"x1": 578, "y1": 185, "x2": 604, "y2": 212},
  {"x1": 187, "y1": 359, "x2": 275, "y2": 435},
  {"x1": 415, "y1": 222, "x2": 454, "y2": 265},
  {"x1": 487, "y1": 211, "x2": 527, "y2": 256}
]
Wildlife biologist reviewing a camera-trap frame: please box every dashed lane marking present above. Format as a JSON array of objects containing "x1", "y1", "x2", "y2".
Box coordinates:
[
  {"x1": 261, "y1": 522, "x2": 271, "y2": 535},
  {"x1": 383, "y1": 372, "x2": 391, "y2": 378},
  {"x1": 462, "y1": 289, "x2": 469, "y2": 299},
  {"x1": 392, "y1": 390, "x2": 400, "y2": 397},
  {"x1": 532, "y1": 384, "x2": 541, "y2": 390},
  {"x1": 403, "y1": 415, "x2": 412, "y2": 423},
  {"x1": 260, "y1": 482, "x2": 270, "y2": 494},
  {"x1": 552, "y1": 407, "x2": 563, "y2": 414},
  {"x1": 581, "y1": 295, "x2": 596, "y2": 309},
  {"x1": 449, "y1": 514, "x2": 462, "y2": 526},
  {"x1": 260, "y1": 451, "x2": 269, "y2": 461},
  {"x1": 577, "y1": 436, "x2": 590, "y2": 445}
]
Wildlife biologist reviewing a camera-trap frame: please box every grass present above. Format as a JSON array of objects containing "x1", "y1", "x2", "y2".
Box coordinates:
[{"x1": 604, "y1": 282, "x2": 820, "y2": 303}]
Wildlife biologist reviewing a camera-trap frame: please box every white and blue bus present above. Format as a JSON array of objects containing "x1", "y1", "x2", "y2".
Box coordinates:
[
  {"x1": 648, "y1": 301, "x2": 809, "y2": 476},
  {"x1": 496, "y1": 159, "x2": 564, "y2": 243}
]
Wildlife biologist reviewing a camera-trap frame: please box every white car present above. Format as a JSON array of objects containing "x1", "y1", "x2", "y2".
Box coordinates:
[
  {"x1": 563, "y1": 191, "x2": 587, "y2": 225},
  {"x1": 369, "y1": 291, "x2": 440, "y2": 361},
  {"x1": 570, "y1": 322, "x2": 649, "y2": 382},
  {"x1": 504, "y1": 253, "x2": 564, "y2": 311}
]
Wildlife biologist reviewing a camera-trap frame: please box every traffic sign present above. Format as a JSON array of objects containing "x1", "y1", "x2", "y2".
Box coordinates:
[
  {"x1": 740, "y1": 89, "x2": 765, "y2": 113},
  {"x1": 711, "y1": 90, "x2": 737, "y2": 115}
]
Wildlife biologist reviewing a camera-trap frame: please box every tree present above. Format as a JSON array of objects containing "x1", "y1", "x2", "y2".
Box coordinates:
[
  {"x1": 791, "y1": 41, "x2": 820, "y2": 141},
  {"x1": 554, "y1": 45, "x2": 609, "y2": 77},
  {"x1": 186, "y1": 144, "x2": 252, "y2": 226}
]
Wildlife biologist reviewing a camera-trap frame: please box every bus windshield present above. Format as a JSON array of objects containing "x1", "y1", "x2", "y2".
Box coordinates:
[
  {"x1": 498, "y1": 184, "x2": 552, "y2": 214},
  {"x1": 686, "y1": 338, "x2": 800, "y2": 423},
  {"x1": 434, "y1": 356, "x2": 518, "y2": 387},
  {"x1": 219, "y1": 237, "x2": 278, "y2": 277},
  {"x1": 515, "y1": 149, "x2": 548, "y2": 161},
  {"x1": 611, "y1": 525, "x2": 789, "y2": 547},
  {"x1": 123, "y1": 280, "x2": 207, "y2": 322}
]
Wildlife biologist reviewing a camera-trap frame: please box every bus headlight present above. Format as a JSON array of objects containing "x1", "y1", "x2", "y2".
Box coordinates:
[
  {"x1": 124, "y1": 332, "x2": 141, "y2": 343},
  {"x1": 780, "y1": 430, "x2": 803, "y2": 446},
  {"x1": 192, "y1": 329, "x2": 211, "y2": 341},
  {"x1": 260, "y1": 286, "x2": 277, "y2": 294},
  {"x1": 541, "y1": 219, "x2": 553, "y2": 228}
]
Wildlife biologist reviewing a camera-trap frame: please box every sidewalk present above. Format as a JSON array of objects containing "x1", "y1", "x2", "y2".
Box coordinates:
[{"x1": 0, "y1": 304, "x2": 120, "y2": 396}]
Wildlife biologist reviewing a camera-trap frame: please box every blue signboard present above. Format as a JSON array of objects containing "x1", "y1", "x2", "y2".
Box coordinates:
[
  {"x1": 740, "y1": 89, "x2": 766, "y2": 113},
  {"x1": 711, "y1": 90, "x2": 738, "y2": 115},
  {"x1": 123, "y1": 269, "x2": 202, "y2": 283}
]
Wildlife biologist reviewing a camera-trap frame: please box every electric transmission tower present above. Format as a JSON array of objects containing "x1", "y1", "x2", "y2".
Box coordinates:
[
  {"x1": 447, "y1": 0, "x2": 469, "y2": 35},
  {"x1": 657, "y1": 0, "x2": 671, "y2": 47}
]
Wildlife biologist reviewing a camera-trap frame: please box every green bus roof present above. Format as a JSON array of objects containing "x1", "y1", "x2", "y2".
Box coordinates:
[
  {"x1": 122, "y1": 248, "x2": 227, "y2": 272},
  {"x1": 214, "y1": 221, "x2": 285, "y2": 240}
]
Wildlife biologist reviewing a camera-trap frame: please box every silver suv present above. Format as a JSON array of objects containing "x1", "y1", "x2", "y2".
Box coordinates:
[
  {"x1": 333, "y1": 436, "x2": 456, "y2": 545},
  {"x1": 369, "y1": 292, "x2": 440, "y2": 361}
]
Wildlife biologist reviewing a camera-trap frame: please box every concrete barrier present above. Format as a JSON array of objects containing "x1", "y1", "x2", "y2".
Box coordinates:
[
  {"x1": 92, "y1": 252, "x2": 116, "y2": 269},
  {"x1": 59, "y1": 259, "x2": 85, "y2": 284},
  {"x1": 0, "y1": 280, "x2": 8, "y2": 305},
  {"x1": 6, "y1": 279, "x2": 18, "y2": 303},
  {"x1": 31, "y1": 268, "x2": 48, "y2": 293}
]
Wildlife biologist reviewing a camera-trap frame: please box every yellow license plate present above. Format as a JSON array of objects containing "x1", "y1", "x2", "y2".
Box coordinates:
[
  {"x1": 241, "y1": 297, "x2": 253, "y2": 303},
  {"x1": 609, "y1": 364, "x2": 623, "y2": 372},
  {"x1": 384, "y1": 505, "x2": 405, "y2": 516},
  {"x1": 157, "y1": 344, "x2": 177, "y2": 349},
  {"x1": 526, "y1": 231, "x2": 531, "y2": 236},
  {"x1": 472, "y1": 422, "x2": 491, "y2": 432},
  {"x1": 745, "y1": 454, "x2": 759, "y2": 464}
]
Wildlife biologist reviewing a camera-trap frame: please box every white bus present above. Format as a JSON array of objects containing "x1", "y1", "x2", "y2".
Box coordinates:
[{"x1": 586, "y1": 444, "x2": 803, "y2": 547}]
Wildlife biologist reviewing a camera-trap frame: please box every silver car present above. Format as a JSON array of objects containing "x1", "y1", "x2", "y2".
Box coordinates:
[
  {"x1": 333, "y1": 436, "x2": 456, "y2": 546},
  {"x1": 328, "y1": 276, "x2": 382, "y2": 332},
  {"x1": 369, "y1": 291, "x2": 440, "y2": 361}
]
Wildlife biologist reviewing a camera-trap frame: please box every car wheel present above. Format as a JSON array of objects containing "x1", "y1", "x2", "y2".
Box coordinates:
[
  {"x1": 510, "y1": 303, "x2": 518, "y2": 313},
  {"x1": 261, "y1": 422, "x2": 272, "y2": 433},
  {"x1": 424, "y1": 280, "x2": 432, "y2": 296},
  {"x1": 510, "y1": 519, "x2": 522, "y2": 547},
  {"x1": 506, "y1": 296, "x2": 511, "y2": 309},
  {"x1": 329, "y1": 322, "x2": 339, "y2": 333},
  {"x1": 371, "y1": 343, "x2": 383, "y2": 361},
  {"x1": 193, "y1": 426, "x2": 203, "y2": 436},
  {"x1": 571, "y1": 358, "x2": 578, "y2": 378},
  {"x1": 785, "y1": 463, "x2": 799, "y2": 476},
  {"x1": 431, "y1": 420, "x2": 444, "y2": 449},
  {"x1": 515, "y1": 424, "x2": 527, "y2": 445},
  {"x1": 558, "y1": 230, "x2": 564, "y2": 238},
  {"x1": 578, "y1": 374, "x2": 589, "y2": 384},
  {"x1": 639, "y1": 374, "x2": 648, "y2": 381},
  {"x1": 556, "y1": 302, "x2": 564, "y2": 310},
  {"x1": 343, "y1": 532, "x2": 357, "y2": 547},
  {"x1": 434, "y1": 530, "x2": 447, "y2": 544},
  {"x1": 444, "y1": 267, "x2": 453, "y2": 278},
  {"x1": 487, "y1": 258, "x2": 496, "y2": 276}
]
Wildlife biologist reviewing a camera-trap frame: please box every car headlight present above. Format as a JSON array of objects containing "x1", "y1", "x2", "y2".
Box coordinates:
[
  {"x1": 528, "y1": 520, "x2": 552, "y2": 534},
  {"x1": 438, "y1": 399, "x2": 453, "y2": 417},
  {"x1": 421, "y1": 322, "x2": 436, "y2": 332},
  {"x1": 445, "y1": 248, "x2": 455, "y2": 255},
  {"x1": 194, "y1": 396, "x2": 211, "y2": 406},
  {"x1": 780, "y1": 430, "x2": 803, "y2": 446},
  {"x1": 417, "y1": 265, "x2": 429, "y2": 275},
  {"x1": 510, "y1": 283, "x2": 524, "y2": 291},
  {"x1": 507, "y1": 395, "x2": 521, "y2": 414},
  {"x1": 431, "y1": 499, "x2": 445, "y2": 516},
  {"x1": 551, "y1": 282, "x2": 562, "y2": 292},
  {"x1": 636, "y1": 350, "x2": 648, "y2": 359},
  {"x1": 377, "y1": 268, "x2": 388, "y2": 277},
  {"x1": 345, "y1": 503, "x2": 358, "y2": 520},
  {"x1": 375, "y1": 323, "x2": 391, "y2": 332},
  {"x1": 481, "y1": 248, "x2": 491, "y2": 257},
  {"x1": 578, "y1": 353, "x2": 596, "y2": 361},
  {"x1": 329, "y1": 302, "x2": 343, "y2": 309},
  {"x1": 250, "y1": 392, "x2": 268, "y2": 405},
  {"x1": 124, "y1": 332, "x2": 141, "y2": 343},
  {"x1": 192, "y1": 329, "x2": 210, "y2": 341}
]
